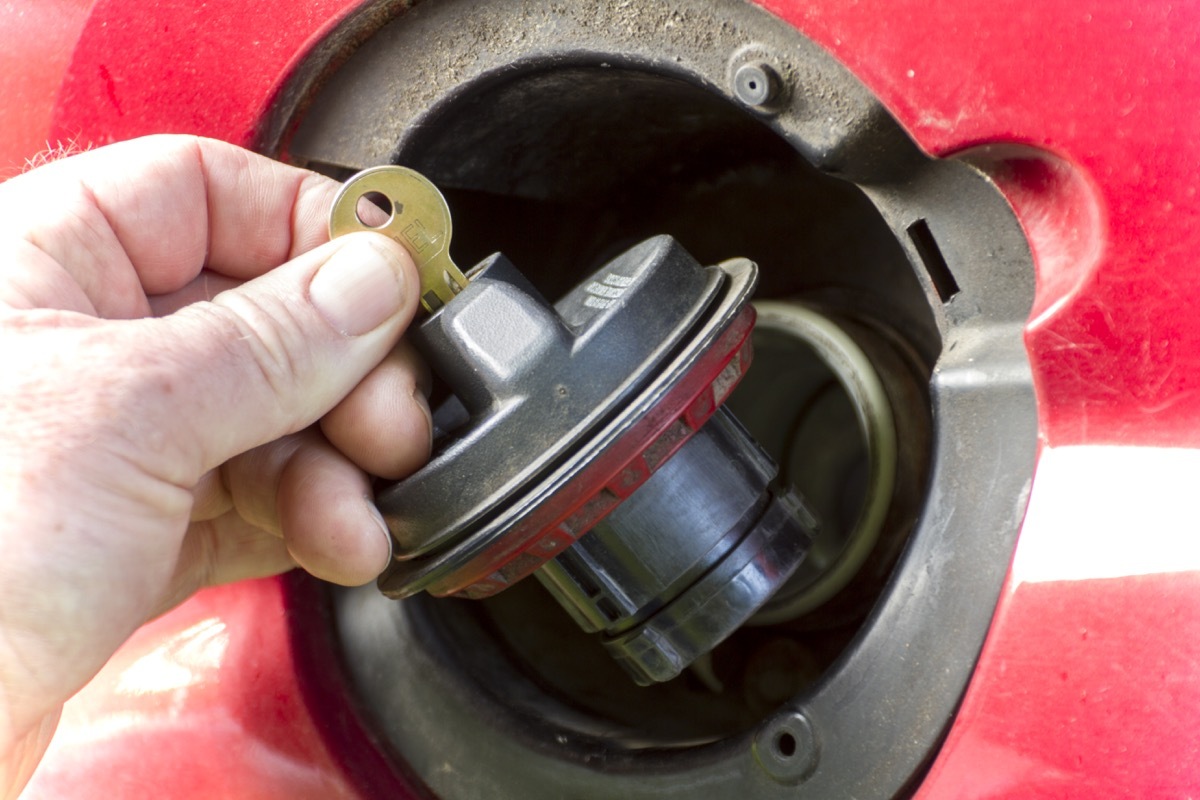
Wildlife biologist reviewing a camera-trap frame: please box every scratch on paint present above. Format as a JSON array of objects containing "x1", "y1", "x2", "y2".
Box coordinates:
[{"x1": 97, "y1": 63, "x2": 124, "y2": 117}]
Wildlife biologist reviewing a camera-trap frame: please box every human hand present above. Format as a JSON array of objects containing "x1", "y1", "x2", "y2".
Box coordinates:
[{"x1": 0, "y1": 135, "x2": 431, "y2": 794}]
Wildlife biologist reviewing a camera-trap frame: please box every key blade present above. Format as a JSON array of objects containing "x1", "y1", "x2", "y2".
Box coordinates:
[{"x1": 328, "y1": 166, "x2": 469, "y2": 313}]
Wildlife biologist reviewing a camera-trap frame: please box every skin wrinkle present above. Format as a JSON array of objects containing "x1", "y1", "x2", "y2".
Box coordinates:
[
  {"x1": 0, "y1": 242, "x2": 97, "y2": 315},
  {"x1": 0, "y1": 185, "x2": 139, "y2": 318},
  {"x1": 207, "y1": 288, "x2": 320, "y2": 413},
  {"x1": 277, "y1": 439, "x2": 385, "y2": 578},
  {"x1": 227, "y1": 432, "x2": 310, "y2": 535},
  {"x1": 153, "y1": 513, "x2": 296, "y2": 619},
  {"x1": 168, "y1": 518, "x2": 225, "y2": 613},
  {"x1": 21, "y1": 180, "x2": 141, "y2": 315},
  {"x1": 149, "y1": 297, "x2": 317, "y2": 484},
  {"x1": 193, "y1": 137, "x2": 216, "y2": 277},
  {"x1": 7, "y1": 240, "x2": 93, "y2": 313},
  {"x1": 197, "y1": 138, "x2": 330, "y2": 276},
  {"x1": 70, "y1": 179, "x2": 150, "y2": 317},
  {"x1": 189, "y1": 467, "x2": 234, "y2": 522},
  {"x1": 90, "y1": 141, "x2": 209, "y2": 293},
  {"x1": 289, "y1": 171, "x2": 338, "y2": 260}
]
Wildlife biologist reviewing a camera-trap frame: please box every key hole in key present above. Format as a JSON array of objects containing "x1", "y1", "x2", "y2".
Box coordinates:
[{"x1": 355, "y1": 191, "x2": 395, "y2": 229}]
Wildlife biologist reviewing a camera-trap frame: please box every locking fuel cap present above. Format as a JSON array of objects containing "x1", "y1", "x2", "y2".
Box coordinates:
[{"x1": 331, "y1": 167, "x2": 816, "y2": 684}]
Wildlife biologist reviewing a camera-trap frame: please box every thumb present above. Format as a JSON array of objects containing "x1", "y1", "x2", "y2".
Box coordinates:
[{"x1": 141, "y1": 231, "x2": 419, "y2": 482}]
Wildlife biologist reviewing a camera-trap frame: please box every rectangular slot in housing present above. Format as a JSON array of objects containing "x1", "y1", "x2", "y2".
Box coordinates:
[{"x1": 907, "y1": 219, "x2": 960, "y2": 302}]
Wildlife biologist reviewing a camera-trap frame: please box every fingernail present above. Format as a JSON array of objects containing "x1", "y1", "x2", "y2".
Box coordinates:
[
  {"x1": 366, "y1": 499, "x2": 395, "y2": 568},
  {"x1": 412, "y1": 386, "x2": 434, "y2": 454},
  {"x1": 310, "y1": 235, "x2": 405, "y2": 336}
]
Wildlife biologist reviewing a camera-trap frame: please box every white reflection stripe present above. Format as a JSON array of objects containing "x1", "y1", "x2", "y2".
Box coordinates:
[{"x1": 1012, "y1": 445, "x2": 1200, "y2": 584}]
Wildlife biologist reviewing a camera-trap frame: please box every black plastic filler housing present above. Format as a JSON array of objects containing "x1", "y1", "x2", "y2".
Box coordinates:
[{"x1": 282, "y1": 0, "x2": 1039, "y2": 796}]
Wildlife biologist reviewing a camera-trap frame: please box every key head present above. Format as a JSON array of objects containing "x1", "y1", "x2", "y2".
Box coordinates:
[{"x1": 329, "y1": 165, "x2": 468, "y2": 312}]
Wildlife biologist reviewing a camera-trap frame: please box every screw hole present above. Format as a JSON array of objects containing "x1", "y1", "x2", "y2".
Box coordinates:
[
  {"x1": 775, "y1": 731, "x2": 797, "y2": 758},
  {"x1": 356, "y1": 191, "x2": 394, "y2": 228}
]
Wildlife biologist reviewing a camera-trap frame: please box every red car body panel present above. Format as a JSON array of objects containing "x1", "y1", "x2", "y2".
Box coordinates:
[
  {"x1": 1, "y1": 0, "x2": 1197, "y2": 796},
  {"x1": 0, "y1": 0, "x2": 91, "y2": 178}
]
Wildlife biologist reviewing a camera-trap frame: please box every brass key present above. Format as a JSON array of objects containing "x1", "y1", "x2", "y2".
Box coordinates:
[{"x1": 328, "y1": 166, "x2": 469, "y2": 313}]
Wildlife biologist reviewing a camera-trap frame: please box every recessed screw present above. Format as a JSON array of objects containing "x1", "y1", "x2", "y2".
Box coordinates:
[
  {"x1": 753, "y1": 710, "x2": 818, "y2": 784},
  {"x1": 733, "y1": 62, "x2": 779, "y2": 108}
]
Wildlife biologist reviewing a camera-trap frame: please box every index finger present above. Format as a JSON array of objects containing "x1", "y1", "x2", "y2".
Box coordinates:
[{"x1": 0, "y1": 135, "x2": 340, "y2": 311}]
